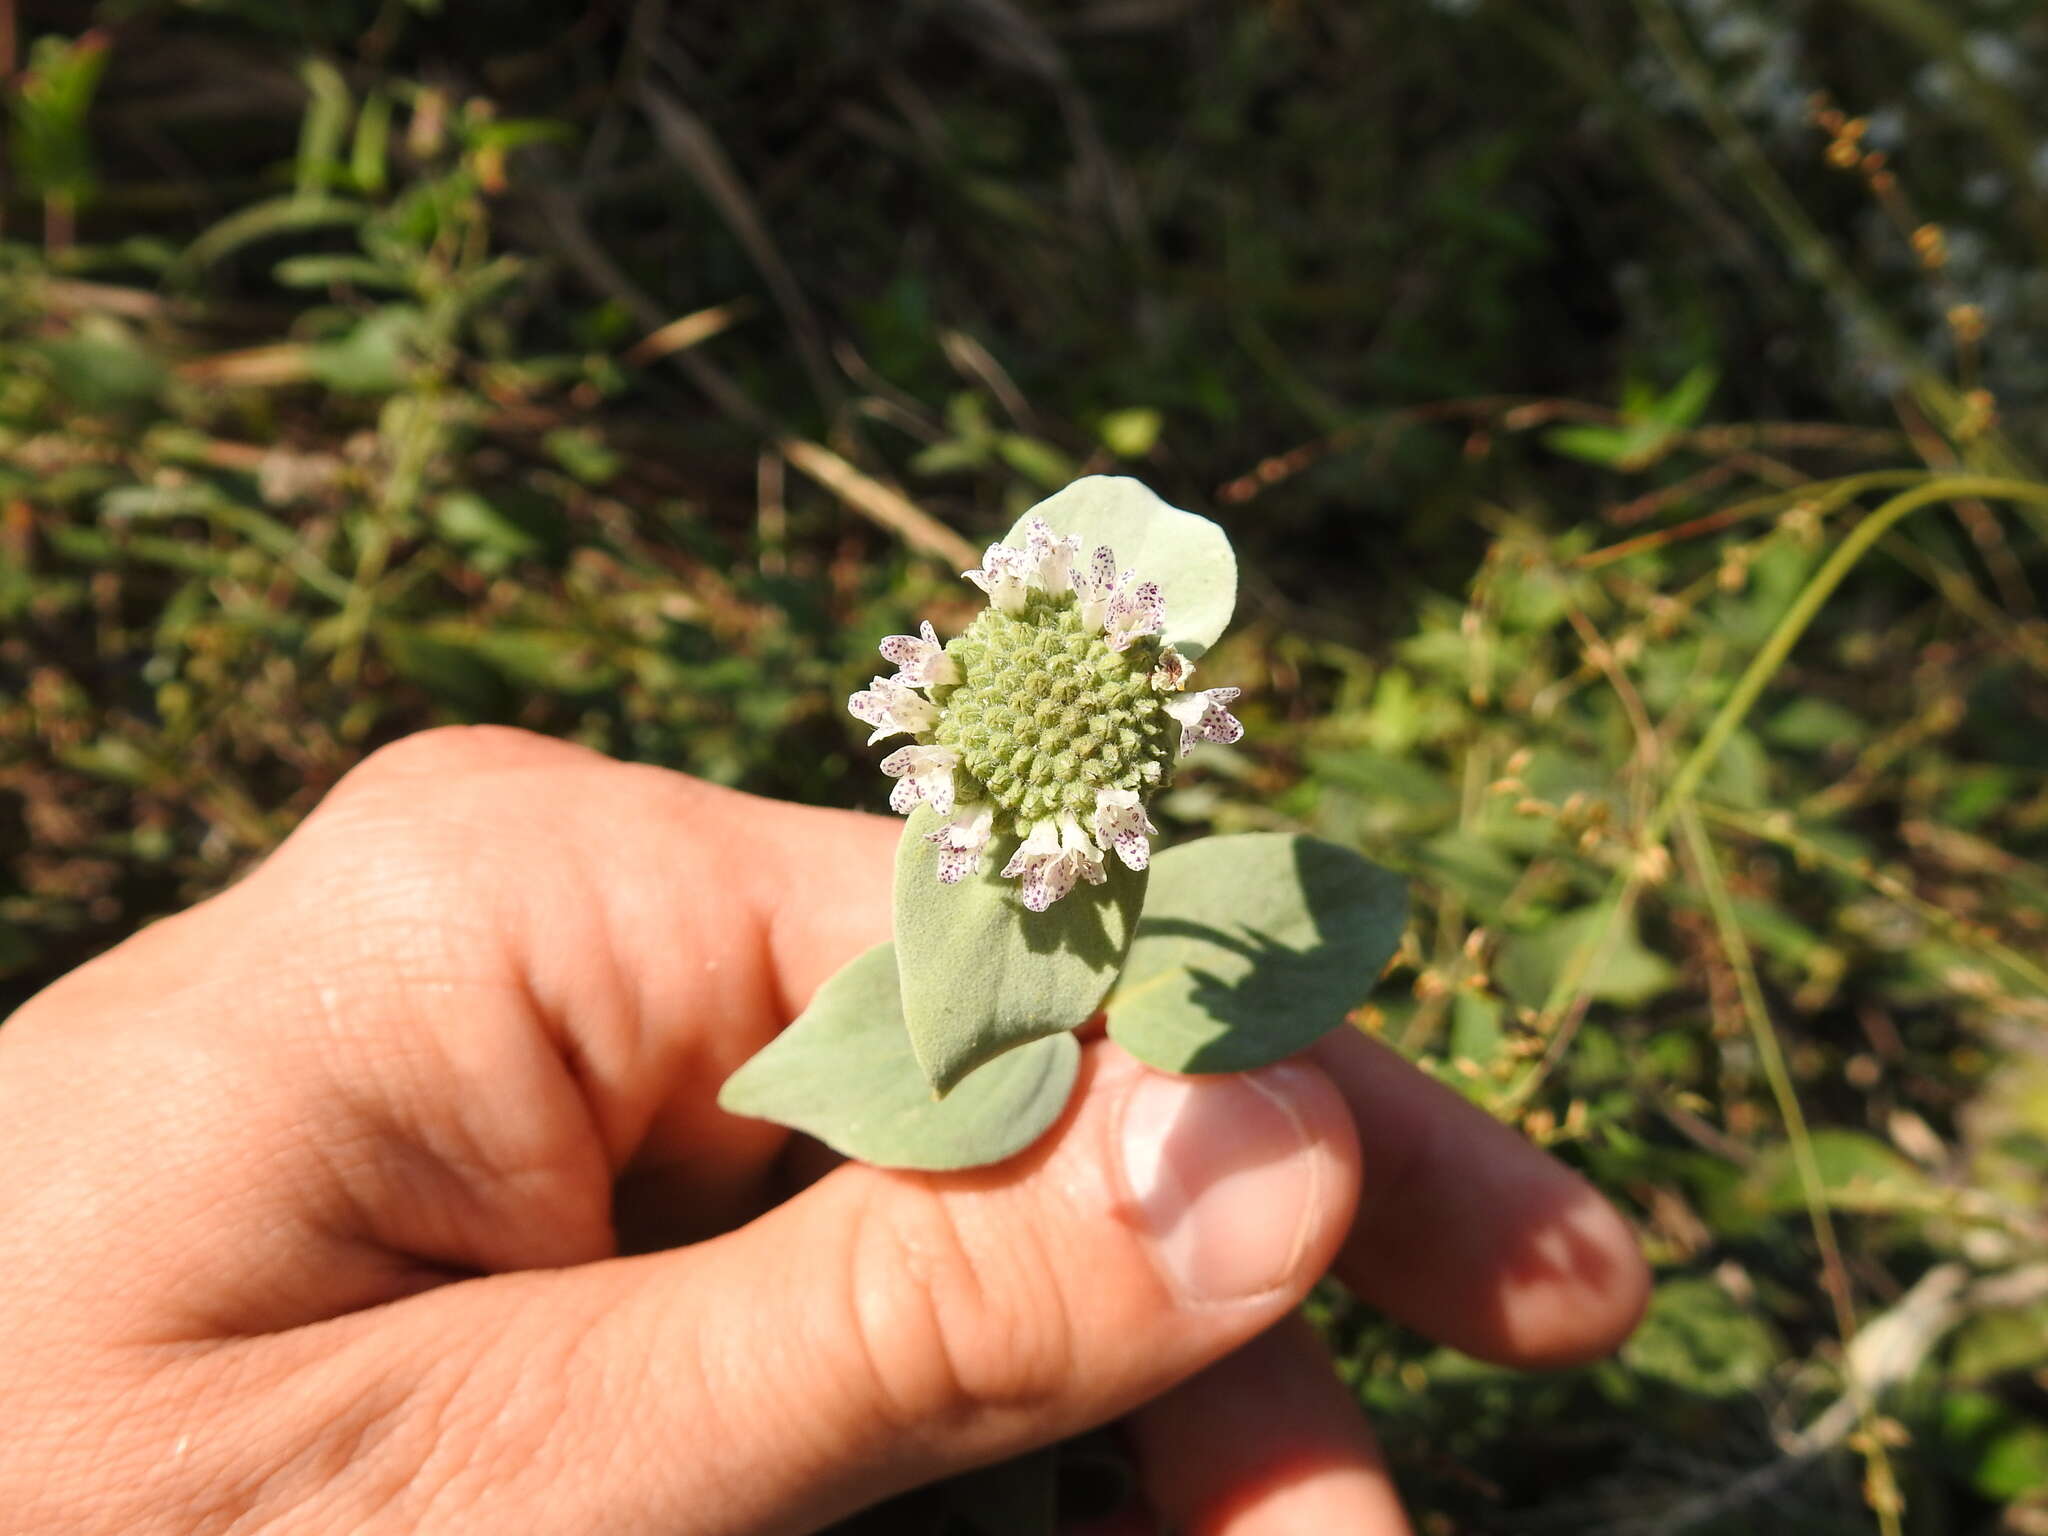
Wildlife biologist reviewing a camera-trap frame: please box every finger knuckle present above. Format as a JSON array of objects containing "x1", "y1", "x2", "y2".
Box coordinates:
[
  {"x1": 842, "y1": 1189, "x2": 1076, "y2": 1443},
  {"x1": 341, "y1": 725, "x2": 563, "y2": 795}
]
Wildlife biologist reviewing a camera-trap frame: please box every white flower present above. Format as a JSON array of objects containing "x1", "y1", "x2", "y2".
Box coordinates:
[
  {"x1": 847, "y1": 676, "x2": 939, "y2": 744},
  {"x1": 1023, "y1": 517, "x2": 1083, "y2": 596},
  {"x1": 1103, "y1": 578, "x2": 1164, "y2": 652},
  {"x1": 878, "y1": 620, "x2": 958, "y2": 688},
  {"x1": 879, "y1": 744, "x2": 958, "y2": 816},
  {"x1": 1164, "y1": 687, "x2": 1244, "y2": 757},
  {"x1": 1151, "y1": 644, "x2": 1193, "y2": 692},
  {"x1": 1001, "y1": 814, "x2": 1107, "y2": 911},
  {"x1": 1092, "y1": 787, "x2": 1158, "y2": 871},
  {"x1": 851, "y1": 481, "x2": 1246, "y2": 909},
  {"x1": 1073, "y1": 546, "x2": 1120, "y2": 630},
  {"x1": 963, "y1": 541, "x2": 1033, "y2": 614},
  {"x1": 925, "y1": 803, "x2": 995, "y2": 884},
  {"x1": 1070, "y1": 546, "x2": 1162, "y2": 652}
]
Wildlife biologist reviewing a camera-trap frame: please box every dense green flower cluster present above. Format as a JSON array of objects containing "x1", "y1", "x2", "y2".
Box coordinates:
[{"x1": 932, "y1": 598, "x2": 1172, "y2": 830}]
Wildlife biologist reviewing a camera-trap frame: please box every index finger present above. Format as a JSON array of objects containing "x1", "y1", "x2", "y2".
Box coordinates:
[{"x1": 1310, "y1": 1028, "x2": 1650, "y2": 1368}]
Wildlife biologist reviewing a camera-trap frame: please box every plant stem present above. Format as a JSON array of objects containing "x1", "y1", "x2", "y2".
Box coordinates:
[
  {"x1": 1679, "y1": 805, "x2": 1904, "y2": 1536},
  {"x1": 1649, "y1": 476, "x2": 2048, "y2": 846}
]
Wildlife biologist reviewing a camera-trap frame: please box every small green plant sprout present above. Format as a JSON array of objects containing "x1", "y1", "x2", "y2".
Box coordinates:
[
  {"x1": 720, "y1": 477, "x2": 1409, "y2": 1172},
  {"x1": 5, "y1": 31, "x2": 110, "y2": 253}
]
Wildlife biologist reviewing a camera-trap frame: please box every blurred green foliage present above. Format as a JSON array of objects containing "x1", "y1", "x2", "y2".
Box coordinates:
[{"x1": 6, "y1": 0, "x2": 2048, "y2": 1530}]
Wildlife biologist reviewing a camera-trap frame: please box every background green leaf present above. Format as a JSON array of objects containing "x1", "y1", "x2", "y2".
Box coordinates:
[
  {"x1": 1105, "y1": 833, "x2": 1407, "y2": 1074},
  {"x1": 895, "y1": 807, "x2": 1146, "y2": 1096},
  {"x1": 1732, "y1": 1128, "x2": 1939, "y2": 1218},
  {"x1": 1495, "y1": 906, "x2": 1678, "y2": 1010},
  {"x1": 1620, "y1": 1276, "x2": 1780, "y2": 1398},
  {"x1": 1003, "y1": 476, "x2": 1236, "y2": 660},
  {"x1": 718, "y1": 944, "x2": 1080, "y2": 1171},
  {"x1": 1940, "y1": 1390, "x2": 2048, "y2": 1502}
]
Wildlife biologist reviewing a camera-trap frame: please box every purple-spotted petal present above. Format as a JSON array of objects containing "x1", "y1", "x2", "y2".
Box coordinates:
[
  {"x1": 879, "y1": 620, "x2": 958, "y2": 687},
  {"x1": 1091, "y1": 787, "x2": 1158, "y2": 872},
  {"x1": 963, "y1": 542, "x2": 1032, "y2": 614},
  {"x1": 1164, "y1": 687, "x2": 1244, "y2": 757},
  {"x1": 1024, "y1": 517, "x2": 1083, "y2": 595},
  {"x1": 847, "y1": 676, "x2": 939, "y2": 745},
  {"x1": 1074, "y1": 545, "x2": 1119, "y2": 629},
  {"x1": 925, "y1": 803, "x2": 995, "y2": 884},
  {"x1": 880, "y1": 744, "x2": 958, "y2": 816},
  {"x1": 1103, "y1": 580, "x2": 1163, "y2": 652},
  {"x1": 1000, "y1": 815, "x2": 1105, "y2": 911}
]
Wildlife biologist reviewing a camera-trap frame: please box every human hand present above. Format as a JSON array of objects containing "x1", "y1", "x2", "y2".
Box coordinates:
[{"x1": 0, "y1": 727, "x2": 1647, "y2": 1535}]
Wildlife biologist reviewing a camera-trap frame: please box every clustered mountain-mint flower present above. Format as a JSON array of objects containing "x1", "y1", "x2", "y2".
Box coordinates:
[{"x1": 849, "y1": 518, "x2": 1243, "y2": 910}]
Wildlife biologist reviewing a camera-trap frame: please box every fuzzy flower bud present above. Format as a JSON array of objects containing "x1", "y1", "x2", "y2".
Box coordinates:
[{"x1": 849, "y1": 514, "x2": 1243, "y2": 906}]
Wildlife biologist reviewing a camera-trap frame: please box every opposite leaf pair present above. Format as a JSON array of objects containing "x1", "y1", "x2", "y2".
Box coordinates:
[
  {"x1": 722, "y1": 478, "x2": 1407, "y2": 1172},
  {"x1": 722, "y1": 830, "x2": 1408, "y2": 1170}
]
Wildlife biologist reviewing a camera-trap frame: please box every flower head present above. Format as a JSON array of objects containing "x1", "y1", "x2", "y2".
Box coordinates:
[{"x1": 848, "y1": 512, "x2": 1243, "y2": 906}]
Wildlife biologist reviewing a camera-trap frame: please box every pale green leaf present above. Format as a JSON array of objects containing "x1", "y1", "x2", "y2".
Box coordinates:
[
  {"x1": 1949, "y1": 1298, "x2": 2048, "y2": 1384},
  {"x1": 1543, "y1": 422, "x2": 1671, "y2": 471},
  {"x1": 171, "y1": 195, "x2": 369, "y2": 282},
  {"x1": 306, "y1": 306, "x2": 422, "y2": 394},
  {"x1": 994, "y1": 433, "x2": 1077, "y2": 490},
  {"x1": 1764, "y1": 696, "x2": 1864, "y2": 750},
  {"x1": 719, "y1": 944, "x2": 1080, "y2": 1170},
  {"x1": 273, "y1": 254, "x2": 410, "y2": 291},
  {"x1": 1105, "y1": 833, "x2": 1407, "y2": 1074},
  {"x1": 1003, "y1": 476, "x2": 1236, "y2": 659},
  {"x1": 295, "y1": 59, "x2": 353, "y2": 201},
  {"x1": 350, "y1": 90, "x2": 394, "y2": 196},
  {"x1": 895, "y1": 807, "x2": 1146, "y2": 1096}
]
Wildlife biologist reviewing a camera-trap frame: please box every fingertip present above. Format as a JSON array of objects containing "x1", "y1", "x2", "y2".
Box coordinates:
[
  {"x1": 1505, "y1": 1179, "x2": 1650, "y2": 1367},
  {"x1": 1314, "y1": 1029, "x2": 1648, "y2": 1370},
  {"x1": 1104, "y1": 1046, "x2": 1360, "y2": 1313}
]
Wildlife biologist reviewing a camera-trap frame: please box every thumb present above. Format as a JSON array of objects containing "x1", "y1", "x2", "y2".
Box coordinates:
[{"x1": 346, "y1": 1043, "x2": 1359, "y2": 1535}]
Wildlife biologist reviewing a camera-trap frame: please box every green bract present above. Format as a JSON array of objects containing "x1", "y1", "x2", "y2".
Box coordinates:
[
  {"x1": 715, "y1": 944, "x2": 1081, "y2": 1170},
  {"x1": 1005, "y1": 475, "x2": 1237, "y2": 658},
  {"x1": 722, "y1": 475, "x2": 1408, "y2": 1170}
]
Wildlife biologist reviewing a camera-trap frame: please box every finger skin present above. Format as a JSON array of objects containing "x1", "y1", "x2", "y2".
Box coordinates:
[
  {"x1": 1311, "y1": 1029, "x2": 1650, "y2": 1368},
  {"x1": 9, "y1": 729, "x2": 904, "y2": 1314},
  {"x1": 1125, "y1": 1315, "x2": 1410, "y2": 1536},
  {"x1": 0, "y1": 730, "x2": 918, "y2": 1530}
]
